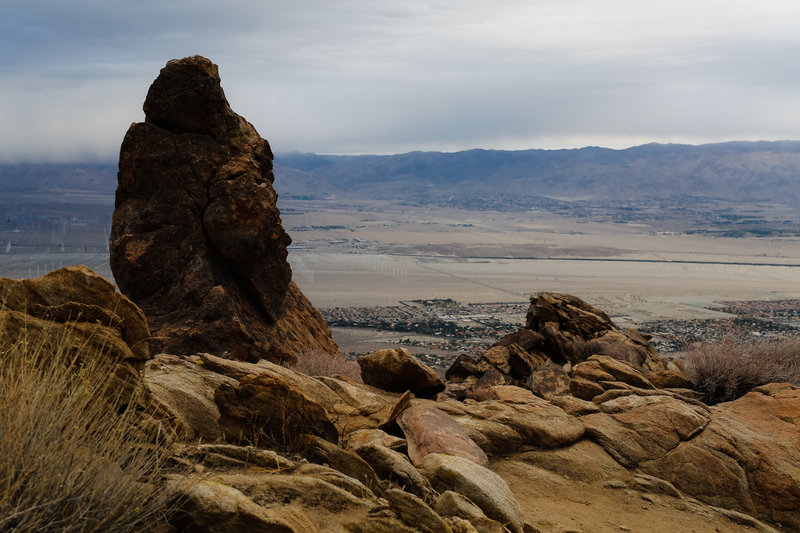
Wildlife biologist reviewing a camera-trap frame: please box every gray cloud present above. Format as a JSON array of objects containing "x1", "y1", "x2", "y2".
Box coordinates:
[{"x1": 2, "y1": 0, "x2": 800, "y2": 161}]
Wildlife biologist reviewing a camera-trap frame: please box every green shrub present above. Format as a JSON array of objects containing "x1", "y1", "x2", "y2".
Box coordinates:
[
  {"x1": 0, "y1": 318, "x2": 175, "y2": 532},
  {"x1": 682, "y1": 336, "x2": 800, "y2": 404}
]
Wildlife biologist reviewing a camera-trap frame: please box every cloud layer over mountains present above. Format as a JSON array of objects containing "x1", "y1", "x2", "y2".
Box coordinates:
[{"x1": 3, "y1": 1, "x2": 800, "y2": 161}]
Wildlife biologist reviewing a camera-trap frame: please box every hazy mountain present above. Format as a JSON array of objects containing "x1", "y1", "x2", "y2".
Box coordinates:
[
  {"x1": 3, "y1": 141, "x2": 800, "y2": 204},
  {"x1": 275, "y1": 141, "x2": 800, "y2": 203}
]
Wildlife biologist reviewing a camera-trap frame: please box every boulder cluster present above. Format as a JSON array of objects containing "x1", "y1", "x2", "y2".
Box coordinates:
[{"x1": 3, "y1": 56, "x2": 798, "y2": 532}]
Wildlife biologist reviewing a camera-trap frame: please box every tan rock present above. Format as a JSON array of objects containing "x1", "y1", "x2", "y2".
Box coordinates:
[
  {"x1": 296, "y1": 434, "x2": 380, "y2": 489},
  {"x1": 355, "y1": 444, "x2": 432, "y2": 499},
  {"x1": 582, "y1": 393, "x2": 710, "y2": 468},
  {"x1": 641, "y1": 384, "x2": 800, "y2": 529},
  {"x1": 435, "y1": 491, "x2": 507, "y2": 533},
  {"x1": 215, "y1": 372, "x2": 338, "y2": 447},
  {"x1": 418, "y1": 453, "x2": 525, "y2": 533},
  {"x1": 343, "y1": 429, "x2": 407, "y2": 451},
  {"x1": 384, "y1": 488, "x2": 453, "y2": 533},
  {"x1": 145, "y1": 354, "x2": 237, "y2": 440},
  {"x1": 0, "y1": 266, "x2": 150, "y2": 405},
  {"x1": 177, "y1": 479, "x2": 314, "y2": 532}
]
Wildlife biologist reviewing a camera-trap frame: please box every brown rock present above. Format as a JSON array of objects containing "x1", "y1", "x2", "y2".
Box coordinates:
[
  {"x1": 581, "y1": 393, "x2": 710, "y2": 468},
  {"x1": 583, "y1": 355, "x2": 654, "y2": 389},
  {"x1": 343, "y1": 429, "x2": 407, "y2": 452},
  {"x1": 358, "y1": 348, "x2": 445, "y2": 398},
  {"x1": 445, "y1": 354, "x2": 480, "y2": 382},
  {"x1": 0, "y1": 266, "x2": 150, "y2": 405},
  {"x1": 641, "y1": 384, "x2": 800, "y2": 528},
  {"x1": 110, "y1": 55, "x2": 338, "y2": 364},
  {"x1": 507, "y1": 344, "x2": 547, "y2": 381},
  {"x1": 418, "y1": 454, "x2": 525, "y2": 533},
  {"x1": 385, "y1": 489, "x2": 453, "y2": 533},
  {"x1": 568, "y1": 377, "x2": 606, "y2": 401},
  {"x1": 466, "y1": 369, "x2": 510, "y2": 401},
  {"x1": 583, "y1": 331, "x2": 654, "y2": 368},
  {"x1": 647, "y1": 369, "x2": 694, "y2": 389},
  {"x1": 481, "y1": 385, "x2": 537, "y2": 403},
  {"x1": 492, "y1": 328, "x2": 545, "y2": 352},
  {"x1": 295, "y1": 434, "x2": 380, "y2": 488},
  {"x1": 527, "y1": 361, "x2": 571, "y2": 400},
  {"x1": 355, "y1": 444, "x2": 433, "y2": 499},
  {"x1": 435, "y1": 491, "x2": 507, "y2": 533},
  {"x1": 215, "y1": 372, "x2": 338, "y2": 447},
  {"x1": 177, "y1": 479, "x2": 313, "y2": 532},
  {"x1": 397, "y1": 404, "x2": 489, "y2": 466},
  {"x1": 526, "y1": 292, "x2": 616, "y2": 339},
  {"x1": 477, "y1": 346, "x2": 512, "y2": 375}
]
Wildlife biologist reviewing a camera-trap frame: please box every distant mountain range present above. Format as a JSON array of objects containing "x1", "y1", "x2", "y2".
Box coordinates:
[
  {"x1": 3, "y1": 141, "x2": 800, "y2": 204},
  {"x1": 275, "y1": 141, "x2": 800, "y2": 203}
]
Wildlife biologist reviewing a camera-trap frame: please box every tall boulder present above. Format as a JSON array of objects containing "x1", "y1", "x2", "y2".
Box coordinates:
[{"x1": 110, "y1": 55, "x2": 338, "y2": 363}]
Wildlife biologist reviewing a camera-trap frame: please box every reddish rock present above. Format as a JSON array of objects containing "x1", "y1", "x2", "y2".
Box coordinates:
[
  {"x1": 397, "y1": 404, "x2": 489, "y2": 466},
  {"x1": 358, "y1": 348, "x2": 445, "y2": 398},
  {"x1": 110, "y1": 55, "x2": 338, "y2": 364}
]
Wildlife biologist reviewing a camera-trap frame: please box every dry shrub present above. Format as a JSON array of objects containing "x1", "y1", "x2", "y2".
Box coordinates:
[
  {"x1": 285, "y1": 350, "x2": 363, "y2": 383},
  {"x1": 682, "y1": 336, "x2": 800, "y2": 404},
  {"x1": 0, "y1": 317, "x2": 175, "y2": 532}
]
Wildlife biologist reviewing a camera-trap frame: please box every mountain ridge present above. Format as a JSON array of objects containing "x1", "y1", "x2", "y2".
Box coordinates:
[{"x1": 3, "y1": 140, "x2": 800, "y2": 204}]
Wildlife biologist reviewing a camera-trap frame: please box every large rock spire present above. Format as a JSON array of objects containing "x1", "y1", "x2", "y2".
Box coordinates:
[{"x1": 110, "y1": 55, "x2": 338, "y2": 363}]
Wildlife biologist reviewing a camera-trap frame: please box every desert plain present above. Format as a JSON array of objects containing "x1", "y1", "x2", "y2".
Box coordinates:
[{"x1": 2, "y1": 195, "x2": 800, "y2": 356}]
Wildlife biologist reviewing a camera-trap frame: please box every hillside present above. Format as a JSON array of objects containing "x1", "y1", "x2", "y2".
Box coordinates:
[
  {"x1": 275, "y1": 141, "x2": 800, "y2": 203},
  {"x1": 3, "y1": 141, "x2": 800, "y2": 206}
]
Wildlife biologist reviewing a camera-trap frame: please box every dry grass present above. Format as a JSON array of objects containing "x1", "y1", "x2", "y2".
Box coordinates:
[
  {"x1": 0, "y1": 317, "x2": 176, "y2": 532},
  {"x1": 681, "y1": 336, "x2": 800, "y2": 404},
  {"x1": 285, "y1": 350, "x2": 363, "y2": 383}
]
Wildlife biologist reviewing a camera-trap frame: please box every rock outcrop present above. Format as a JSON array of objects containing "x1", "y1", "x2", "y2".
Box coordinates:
[
  {"x1": 110, "y1": 55, "x2": 338, "y2": 364},
  {"x1": 0, "y1": 266, "x2": 149, "y2": 404},
  {"x1": 444, "y1": 292, "x2": 688, "y2": 403}
]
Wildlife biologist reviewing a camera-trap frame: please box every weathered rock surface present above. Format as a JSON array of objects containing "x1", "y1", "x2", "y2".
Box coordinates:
[
  {"x1": 215, "y1": 372, "x2": 339, "y2": 447},
  {"x1": 418, "y1": 454, "x2": 525, "y2": 533},
  {"x1": 445, "y1": 292, "x2": 676, "y2": 403},
  {"x1": 110, "y1": 55, "x2": 338, "y2": 363},
  {"x1": 358, "y1": 348, "x2": 445, "y2": 398},
  {"x1": 640, "y1": 383, "x2": 800, "y2": 529},
  {"x1": 0, "y1": 266, "x2": 149, "y2": 404},
  {"x1": 398, "y1": 404, "x2": 489, "y2": 466},
  {"x1": 355, "y1": 443, "x2": 433, "y2": 499}
]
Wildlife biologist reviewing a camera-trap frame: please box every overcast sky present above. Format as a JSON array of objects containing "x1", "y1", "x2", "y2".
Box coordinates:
[{"x1": 2, "y1": 0, "x2": 800, "y2": 162}]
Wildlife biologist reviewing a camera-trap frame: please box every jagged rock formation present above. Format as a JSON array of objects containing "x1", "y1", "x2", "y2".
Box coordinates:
[
  {"x1": 0, "y1": 266, "x2": 149, "y2": 404},
  {"x1": 442, "y1": 292, "x2": 688, "y2": 402},
  {"x1": 110, "y1": 55, "x2": 338, "y2": 363}
]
